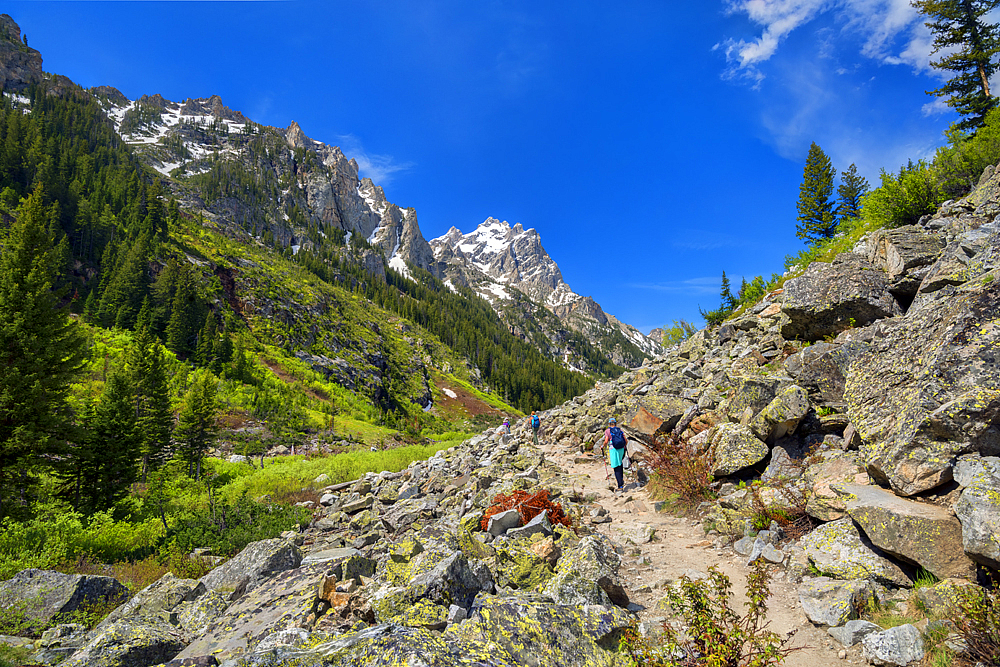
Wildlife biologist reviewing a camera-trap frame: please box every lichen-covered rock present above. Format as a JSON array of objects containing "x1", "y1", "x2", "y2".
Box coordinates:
[
  {"x1": 800, "y1": 518, "x2": 911, "y2": 587},
  {"x1": 199, "y1": 538, "x2": 302, "y2": 595},
  {"x1": 543, "y1": 535, "x2": 628, "y2": 607},
  {"x1": 952, "y1": 456, "x2": 1000, "y2": 569},
  {"x1": 915, "y1": 577, "x2": 977, "y2": 616},
  {"x1": 844, "y1": 484, "x2": 975, "y2": 580},
  {"x1": 406, "y1": 551, "x2": 495, "y2": 609},
  {"x1": 29, "y1": 623, "x2": 89, "y2": 666},
  {"x1": 781, "y1": 253, "x2": 902, "y2": 341},
  {"x1": 493, "y1": 539, "x2": 554, "y2": 591},
  {"x1": 174, "y1": 562, "x2": 329, "y2": 664},
  {"x1": 710, "y1": 423, "x2": 769, "y2": 477},
  {"x1": 828, "y1": 619, "x2": 882, "y2": 647},
  {"x1": 859, "y1": 225, "x2": 946, "y2": 300},
  {"x1": 0, "y1": 569, "x2": 129, "y2": 633},
  {"x1": 798, "y1": 577, "x2": 875, "y2": 627},
  {"x1": 59, "y1": 615, "x2": 187, "y2": 667},
  {"x1": 623, "y1": 394, "x2": 692, "y2": 438},
  {"x1": 803, "y1": 453, "x2": 870, "y2": 521},
  {"x1": 844, "y1": 276, "x2": 1000, "y2": 496},
  {"x1": 95, "y1": 573, "x2": 204, "y2": 633},
  {"x1": 861, "y1": 624, "x2": 924, "y2": 667},
  {"x1": 724, "y1": 376, "x2": 783, "y2": 423},
  {"x1": 749, "y1": 384, "x2": 810, "y2": 443},
  {"x1": 785, "y1": 341, "x2": 870, "y2": 407},
  {"x1": 173, "y1": 590, "x2": 229, "y2": 637}
]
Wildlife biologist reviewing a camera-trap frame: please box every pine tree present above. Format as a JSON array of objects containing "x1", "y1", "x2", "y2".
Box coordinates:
[
  {"x1": 174, "y1": 371, "x2": 219, "y2": 481},
  {"x1": 837, "y1": 163, "x2": 870, "y2": 222},
  {"x1": 129, "y1": 328, "x2": 173, "y2": 481},
  {"x1": 195, "y1": 311, "x2": 218, "y2": 367},
  {"x1": 165, "y1": 265, "x2": 201, "y2": 357},
  {"x1": 796, "y1": 142, "x2": 838, "y2": 243},
  {"x1": 69, "y1": 364, "x2": 141, "y2": 513},
  {"x1": 912, "y1": 0, "x2": 1000, "y2": 132},
  {"x1": 0, "y1": 185, "x2": 86, "y2": 520}
]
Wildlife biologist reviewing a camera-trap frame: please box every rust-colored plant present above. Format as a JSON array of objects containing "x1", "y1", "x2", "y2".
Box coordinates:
[
  {"x1": 480, "y1": 489, "x2": 574, "y2": 532},
  {"x1": 644, "y1": 431, "x2": 716, "y2": 513}
]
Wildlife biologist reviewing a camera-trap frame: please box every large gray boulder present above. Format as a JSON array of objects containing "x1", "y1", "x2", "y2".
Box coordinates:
[
  {"x1": 59, "y1": 615, "x2": 188, "y2": 667},
  {"x1": 800, "y1": 518, "x2": 911, "y2": 587},
  {"x1": 803, "y1": 452, "x2": 870, "y2": 521},
  {"x1": 95, "y1": 573, "x2": 204, "y2": 633},
  {"x1": 623, "y1": 394, "x2": 692, "y2": 438},
  {"x1": 749, "y1": 384, "x2": 810, "y2": 443},
  {"x1": 952, "y1": 456, "x2": 1000, "y2": 568},
  {"x1": 785, "y1": 340, "x2": 870, "y2": 407},
  {"x1": 844, "y1": 275, "x2": 1000, "y2": 496},
  {"x1": 798, "y1": 577, "x2": 874, "y2": 627},
  {"x1": 176, "y1": 562, "x2": 330, "y2": 664},
  {"x1": 709, "y1": 423, "x2": 769, "y2": 477},
  {"x1": 0, "y1": 569, "x2": 129, "y2": 633},
  {"x1": 781, "y1": 253, "x2": 902, "y2": 341},
  {"x1": 859, "y1": 225, "x2": 945, "y2": 301},
  {"x1": 723, "y1": 376, "x2": 783, "y2": 423},
  {"x1": 828, "y1": 619, "x2": 882, "y2": 647},
  {"x1": 861, "y1": 624, "x2": 924, "y2": 667},
  {"x1": 543, "y1": 534, "x2": 628, "y2": 607},
  {"x1": 199, "y1": 538, "x2": 302, "y2": 595},
  {"x1": 844, "y1": 484, "x2": 976, "y2": 580},
  {"x1": 406, "y1": 551, "x2": 494, "y2": 610}
]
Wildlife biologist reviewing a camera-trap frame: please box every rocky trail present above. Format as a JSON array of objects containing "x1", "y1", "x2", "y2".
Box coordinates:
[{"x1": 537, "y1": 436, "x2": 849, "y2": 667}]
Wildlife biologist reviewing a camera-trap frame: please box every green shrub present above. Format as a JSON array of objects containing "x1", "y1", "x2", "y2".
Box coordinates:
[
  {"x1": 0, "y1": 643, "x2": 33, "y2": 667},
  {"x1": 165, "y1": 493, "x2": 311, "y2": 558},
  {"x1": 861, "y1": 160, "x2": 942, "y2": 229},
  {"x1": 619, "y1": 560, "x2": 796, "y2": 666},
  {"x1": 933, "y1": 110, "x2": 1000, "y2": 199},
  {"x1": 951, "y1": 584, "x2": 1000, "y2": 666}
]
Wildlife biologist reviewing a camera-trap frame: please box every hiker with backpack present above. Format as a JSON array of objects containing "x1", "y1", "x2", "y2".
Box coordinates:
[
  {"x1": 602, "y1": 417, "x2": 629, "y2": 492},
  {"x1": 530, "y1": 411, "x2": 541, "y2": 446}
]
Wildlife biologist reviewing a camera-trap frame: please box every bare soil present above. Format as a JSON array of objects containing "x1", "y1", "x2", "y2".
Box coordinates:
[{"x1": 537, "y1": 437, "x2": 863, "y2": 667}]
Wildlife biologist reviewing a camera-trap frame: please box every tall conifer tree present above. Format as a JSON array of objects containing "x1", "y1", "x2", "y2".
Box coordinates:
[
  {"x1": 796, "y1": 143, "x2": 838, "y2": 244},
  {"x1": 175, "y1": 371, "x2": 218, "y2": 481},
  {"x1": 837, "y1": 163, "x2": 870, "y2": 222},
  {"x1": 0, "y1": 185, "x2": 86, "y2": 520},
  {"x1": 912, "y1": 0, "x2": 1000, "y2": 132}
]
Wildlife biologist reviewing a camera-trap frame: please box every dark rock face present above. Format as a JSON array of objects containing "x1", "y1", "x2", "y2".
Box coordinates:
[
  {"x1": 781, "y1": 253, "x2": 902, "y2": 341},
  {"x1": 0, "y1": 15, "x2": 42, "y2": 92},
  {"x1": 59, "y1": 615, "x2": 188, "y2": 667},
  {"x1": 0, "y1": 569, "x2": 129, "y2": 632}
]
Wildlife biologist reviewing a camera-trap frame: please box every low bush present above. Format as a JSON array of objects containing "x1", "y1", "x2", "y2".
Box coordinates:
[
  {"x1": 951, "y1": 583, "x2": 1000, "y2": 666},
  {"x1": 644, "y1": 431, "x2": 716, "y2": 514},
  {"x1": 619, "y1": 560, "x2": 797, "y2": 666}
]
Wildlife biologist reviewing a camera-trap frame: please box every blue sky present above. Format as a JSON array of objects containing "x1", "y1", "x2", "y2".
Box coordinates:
[{"x1": 5, "y1": 1, "x2": 975, "y2": 332}]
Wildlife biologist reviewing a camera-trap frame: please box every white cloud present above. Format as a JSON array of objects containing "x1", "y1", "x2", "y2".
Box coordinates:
[
  {"x1": 921, "y1": 97, "x2": 950, "y2": 117},
  {"x1": 628, "y1": 276, "x2": 721, "y2": 295},
  {"x1": 719, "y1": 0, "x2": 930, "y2": 81},
  {"x1": 336, "y1": 134, "x2": 414, "y2": 186}
]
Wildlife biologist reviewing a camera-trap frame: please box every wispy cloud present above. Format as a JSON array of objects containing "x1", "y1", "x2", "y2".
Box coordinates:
[
  {"x1": 336, "y1": 134, "x2": 414, "y2": 186},
  {"x1": 717, "y1": 0, "x2": 928, "y2": 82}
]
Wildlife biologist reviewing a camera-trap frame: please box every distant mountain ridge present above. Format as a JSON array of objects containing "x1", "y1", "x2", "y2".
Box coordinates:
[
  {"x1": 86, "y1": 85, "x2": 657, "y2": 371},
  {"x1": 432, "y1": 218, "x2": 662, "y2": 363}
]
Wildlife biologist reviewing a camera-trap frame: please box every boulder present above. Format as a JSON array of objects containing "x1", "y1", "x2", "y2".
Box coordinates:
[
  {"x1": 59, "y1": 615, "x2": 188, "y2": 667},
  {"x1": 749, "y1": 384, "x2": 810, "y2": 442},
  {"x1": 781, "y1": 253, "x2": 902, "y2": 341},
  {"x1": 95, "y1": 573, "x2": 204, "y2": 632},
  {"x1": 860, "y1": 225, "x2": 945, "y2": 301},
  {"x1": 915, "y1": 578, "x2": 977, "y2": 616},
  {"x1": 174, "y1": 590, "x2": 230, "y2": 637},
  {"x1": 785, "y1": 341, "x2": 870, "y2": 407},
  {"x1": 175, "y1": 562, "x2": 330, "y2": 664},
  {"x1": 406, "y1": 551, "x2": 494, "y2": 610},
  {"x1": 624, "y1": 395, "x2": 692, "y2": 438},
  {"x1": 543, "y1": 535, "x2": 628, "y2": 607},
  {"x1": 487, "y1": 509, "x2": 521, "y2": 536},
  {"x1": 952, "y1": 456, "x2": 1000, "y2": 568},
  {"x1": 798, "y1": 577, "x2": 875, "y2": 627},
  {"x1": 861, "y1": 624, "x2": 924, "y2": 667},
  {"x1": 800, "y1": 518, "x2": 911, "y2": 587},
  {"x1": 0, "y1": 569, "x2": 129, "y2": 633},
  {"x1": 844, "y1": 275, "x2": 1000, "y2": 496},
  {"x1": 844, "y1": 484, "x2": 976, "y2": 580},
  {"x1": 828, "y1": 619, "x2": 882, "y2": 647},
  {"x1": 803, "y1": 453, "x2": 870, "y2": 521},
  {"x1": 29, "y1": 623, "x2": 89, "y2": 665},
  {"x1": 709, "y1": 423, "x2": 769, "y2": 477},
  {"x1": 199, "y1": 538, "x2": 302, "y2": 595},
  {"x1": 724, "y1": 376, "x2": 783, "y2": 423}
]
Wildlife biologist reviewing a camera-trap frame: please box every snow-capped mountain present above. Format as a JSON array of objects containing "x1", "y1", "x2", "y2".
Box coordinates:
[
  {"x1": 431, "y1": 218, "x2": 663, "y2": 363},
  {"x1": 90, "y1": 89, "x2": 437, "y2": 279}
]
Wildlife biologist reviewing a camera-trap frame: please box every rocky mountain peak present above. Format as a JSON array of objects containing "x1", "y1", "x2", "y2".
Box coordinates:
[
  {"x1": 0, "y1": 15, "x2": 42, "y2": 93},
  {"x1": 285, "y1": 120, "x2": 312, "y2": 149}
]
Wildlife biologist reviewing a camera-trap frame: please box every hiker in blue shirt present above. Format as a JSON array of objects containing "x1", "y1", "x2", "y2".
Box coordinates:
[
  {"x1": 530, "y1": 411, "x2": 540, "y2": 446},
  {"x1": 602, "y1": 417, "x2": 629, "y2": 492}
]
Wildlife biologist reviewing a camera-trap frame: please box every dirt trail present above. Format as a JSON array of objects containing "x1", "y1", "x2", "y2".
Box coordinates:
[{"x1": 538, "y1": 438, "x2": 857, "y2": 667}]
